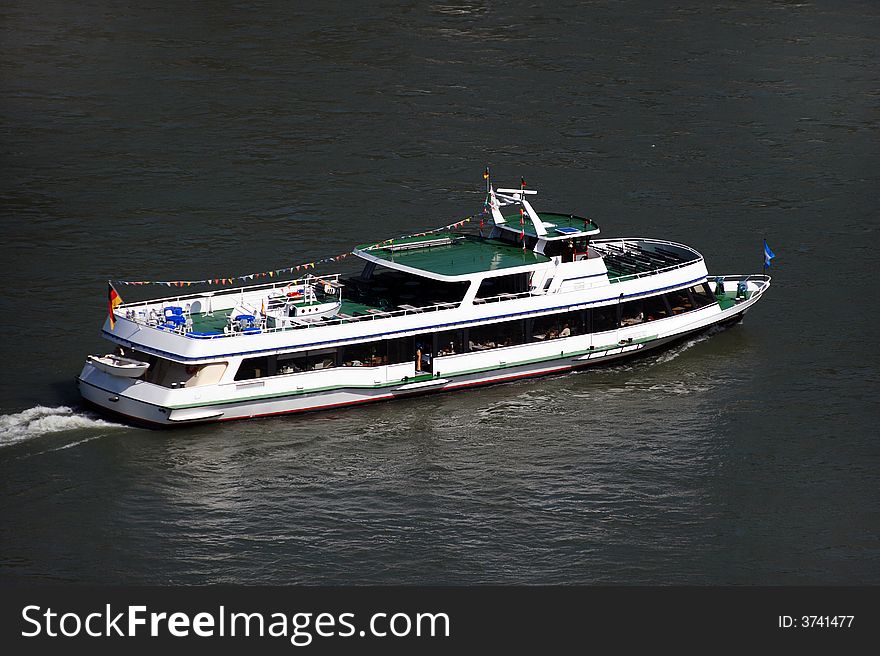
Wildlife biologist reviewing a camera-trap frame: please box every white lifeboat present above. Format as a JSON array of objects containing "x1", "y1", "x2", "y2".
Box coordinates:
[{"x1": 87, "y1": 354, "x2": 150, "y2": 378}]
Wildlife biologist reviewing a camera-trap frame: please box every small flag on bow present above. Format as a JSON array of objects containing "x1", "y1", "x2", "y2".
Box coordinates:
[{"x1": 763, "y1": 239, "x2": 776, "y2": 270}]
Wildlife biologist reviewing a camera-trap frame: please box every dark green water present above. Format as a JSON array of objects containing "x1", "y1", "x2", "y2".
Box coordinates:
[{"x1": 1, "y1": 0, "x2": 878, "y2": 584}]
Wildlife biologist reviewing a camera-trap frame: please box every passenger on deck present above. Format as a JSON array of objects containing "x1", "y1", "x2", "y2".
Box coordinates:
[
  {"x1": 420, "y1": 350, "x2": 432, "y2": 367},
  {"x1": 621, "y1": 311, "x2": 644, "y2": 326}
]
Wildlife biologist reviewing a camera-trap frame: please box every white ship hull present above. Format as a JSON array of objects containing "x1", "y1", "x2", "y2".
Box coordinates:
[
  {"x1": 77, "y1": 281, "x2": 760, "y2": 427},
  {"x1": 79, "y1": 182, "x2": 773, "y2": 428}
]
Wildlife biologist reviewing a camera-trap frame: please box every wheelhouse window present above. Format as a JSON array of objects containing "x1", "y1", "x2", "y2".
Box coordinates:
[
  {"x1": 495, "y1": 228, "x2": 537, "y2": 251},
  {"x1": 475, "y1": 273, "x2": 530, "y2": 299},
  {"x1": 540, "y1": 239, "x2": 571, "y2": 262},
  {"x1": 343, "y1": 264, "x2": 468, "y2": 311}
]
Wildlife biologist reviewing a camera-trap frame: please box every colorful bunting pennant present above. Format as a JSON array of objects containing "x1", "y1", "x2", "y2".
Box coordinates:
[{"x1": 113, "y1": 215, "x2": 476, "y2": 286}]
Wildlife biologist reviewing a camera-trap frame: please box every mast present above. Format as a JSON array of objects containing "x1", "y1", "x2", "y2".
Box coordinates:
[{"x1": 494, "y1": 186, "x2": 548, "y2": 236}]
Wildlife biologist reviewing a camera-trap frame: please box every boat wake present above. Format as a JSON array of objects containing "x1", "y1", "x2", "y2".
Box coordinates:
[
  {"x1": 652, "y1": 325, "x2": 727, "y2": 365},
  {"x1": 0, "y1": 405, "x2": 122, "y2": 447}
]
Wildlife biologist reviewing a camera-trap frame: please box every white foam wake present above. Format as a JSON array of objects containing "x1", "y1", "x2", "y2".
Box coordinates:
[
  {"x1": 0, "y1": 405, "x2": 120, "y2": 447},
  {"x1": 652, "y1": 326, "x2": 725, "y2": 365}
]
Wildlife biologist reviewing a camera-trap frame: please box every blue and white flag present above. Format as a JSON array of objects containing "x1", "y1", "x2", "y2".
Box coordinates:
[{"x1": 763, "y1": 239, "x2": 776, "y2": 269}]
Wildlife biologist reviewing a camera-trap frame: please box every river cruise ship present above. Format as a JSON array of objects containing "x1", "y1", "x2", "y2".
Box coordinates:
[{"x1": 78, "y1": 185, "x2": 771, "y2": 426}]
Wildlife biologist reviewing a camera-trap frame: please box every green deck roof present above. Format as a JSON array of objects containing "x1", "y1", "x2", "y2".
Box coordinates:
[
  {"x1": 356, "y1": 233, "x2": 550, "y2": 278},
  {"x1": 498, "y1": 212, "x2": 599, "y2": 238}
]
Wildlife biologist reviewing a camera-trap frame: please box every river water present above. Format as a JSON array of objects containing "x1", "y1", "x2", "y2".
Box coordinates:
[{"x1": 1, "y1": 0, "x2": 878, "y2": 584}]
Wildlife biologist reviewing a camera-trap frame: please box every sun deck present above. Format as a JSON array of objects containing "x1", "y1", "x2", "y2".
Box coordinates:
[
  {"x1": 590, "y1": 239, "x2": 703, "y2": 282},
  {"x1": 497, "y1": 212, "x2": 600, "y2": 238},
  {"x1": 356, "y1": 233, "x2": 550, "y2": 278}
]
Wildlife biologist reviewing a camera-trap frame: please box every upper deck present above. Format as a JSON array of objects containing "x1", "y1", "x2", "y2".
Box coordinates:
[
  {"x1": 102, "y1": 183, "x2": 709, "y2": 361},
  {"x1": 495, "y1": 212, "x2": 600, "y2": 239},
  {"x1": 590, "y1": 238, "x2": 703, "y2": 282},
  {"x1": 354, "y1": 233, "x2": 550, "y2": 280}
]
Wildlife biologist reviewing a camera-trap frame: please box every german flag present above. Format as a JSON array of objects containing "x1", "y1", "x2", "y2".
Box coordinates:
[
  {"x1": 483, "y1": 167, "x2": 490, "y2": 180},
  {"x1": 108, "y1": 282, "x2": 123, "y2": 329}
]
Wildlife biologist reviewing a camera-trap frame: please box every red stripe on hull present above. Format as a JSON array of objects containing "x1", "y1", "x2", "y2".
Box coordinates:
[
  {"x1": 231, "y1": 365, "x2": 577, "y2": 422},
  {"x1": 442, "y1": 364, "x2": 573, "y2": 392},
  {"x1": 218, "y1": 392, "x2": 397, "y2": 422}
]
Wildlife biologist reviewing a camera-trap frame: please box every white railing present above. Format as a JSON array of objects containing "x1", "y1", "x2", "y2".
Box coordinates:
[
  {"x1": 590, "y1": 238, "x2": 704, "y2": 282},
  {"x1": 473, "y1": 290, "x2": 541, "y2": 305},
  {"x1": 118, "y1": 273, "x2": 343, "y2": 310},
  {"x1": 119, "y1": 295, "x2": 464, "y2": 340}
]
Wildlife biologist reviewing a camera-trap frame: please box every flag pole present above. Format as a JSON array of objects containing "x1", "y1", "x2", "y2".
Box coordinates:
[
  {"x1": 520, "y1": 176, "x2": 526, "y2": 250},
  {"x1": 481, "y1": 166, "x2": 490, "y2": 237}
]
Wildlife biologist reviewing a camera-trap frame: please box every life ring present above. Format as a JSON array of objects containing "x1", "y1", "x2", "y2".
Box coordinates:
[{"x1": 287, "y1": 291, "x2": 303, "y2": 298}]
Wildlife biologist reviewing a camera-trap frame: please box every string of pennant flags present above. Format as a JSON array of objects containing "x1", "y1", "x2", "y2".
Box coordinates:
[{"x1": 113, "y1": 215, "x2": 475, "y2": 287}]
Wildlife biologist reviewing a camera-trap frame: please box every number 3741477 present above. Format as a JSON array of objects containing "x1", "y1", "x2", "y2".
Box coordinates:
[{"x1": 778, "y1": 616, "x2": 854, "y2": 628}]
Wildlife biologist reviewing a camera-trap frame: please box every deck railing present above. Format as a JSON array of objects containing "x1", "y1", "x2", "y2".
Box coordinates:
[
  {"x1": 119, "y1": 295, "x2": 465, "y2": 340},
  {"x1": 113, "y1": 238, "x2": 709, "y2": 340},
  {"x1": 118, "y1": 273, "x2": 343, "y2": 310},
  {"x1": 590, "y1": 238, "x2": 704, "y2": 282}
]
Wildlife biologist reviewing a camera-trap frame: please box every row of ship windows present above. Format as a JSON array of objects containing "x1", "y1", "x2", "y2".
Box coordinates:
[{"x1": 234, "y1": 284, "x2": 717, "y2": 381}]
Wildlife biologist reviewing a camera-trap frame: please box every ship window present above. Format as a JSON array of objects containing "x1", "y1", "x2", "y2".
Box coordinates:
[
  {"x1": 526, "y1": 309, "x2": 586, "y2": 337},
  {"x1": 132, "y1": 350, "x2": 193, "y2": 388},
  {"x1": 689, "y1": 283, "x2": 716, "y2": 308},
  {"x1": 468, "y1": 319, "x2": 525, "y2": 351},
  {"x1": 341, "y1": 342, "x2": 386, "y2": 367},
  {"x1": 386, "y1": 336, "x2": 414, "y2": 364},
  {"x1": 275, "y1": 352, "x2": 304, "y2": 375},
  {"x1": 620, "y1": 300, "x2": 645, "y2": 326},
  {"x1": 276, "y1": 348, "x2": 337, "y2": 374},
  {"x1": 531, "y1": 313, "x2": 569, "y2": 341},
  {"x1": 343, "y1": 266, "x2": 467, "y2": 309},
  {"x1": 592, "y1": 305, "x2": 619, "y2": 332},
  {"x1": 542, "y1": 239, "x2": 576, "y2": 261},
  {"x1": 563, "y1": 309, "x2": 585, "y2": 335},
  {"x1": 476, "y1": 273, "x2": 530, "y2": 299},
  {"x1": 436, "y1": 329, "x2": 464, "y2": 356},
  {"x1": 642, "y1": 295, "x2": 670, "y2": 321},
  {"x1": 497, "y1": 228, "x2": 537, "y2": 251},
  {"x1": 666, "y1": 290, "x2": 694, "y2": 314},
  {"x1": 235, "y1": 356, "x2": 274, "y2": 381}
]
